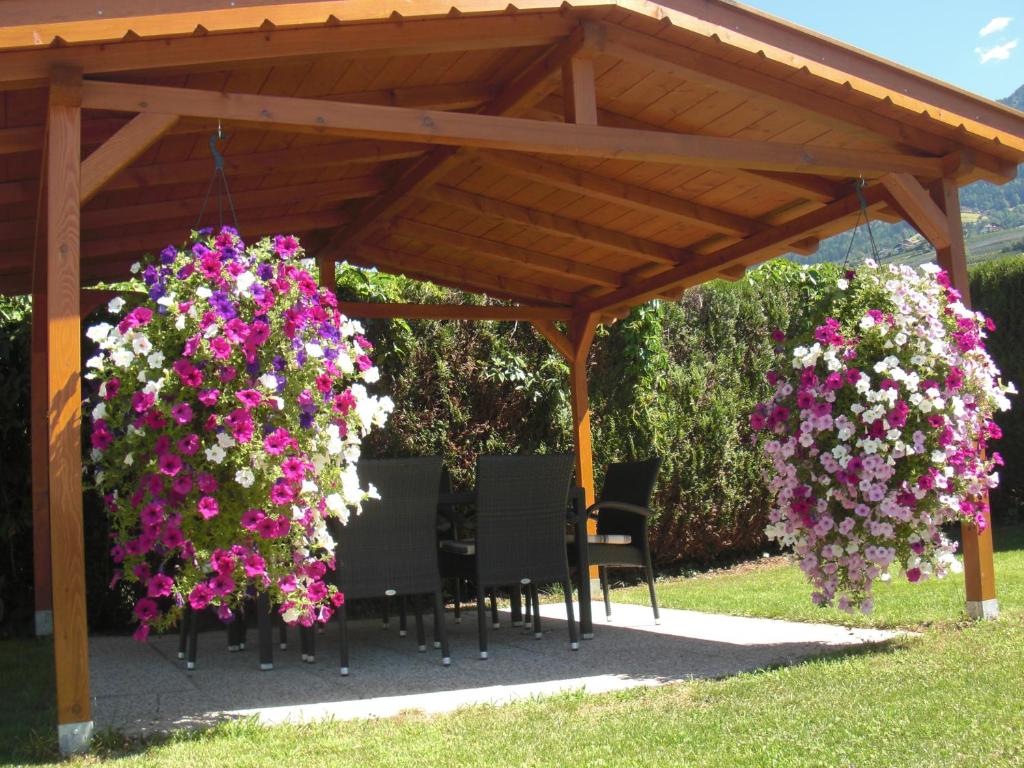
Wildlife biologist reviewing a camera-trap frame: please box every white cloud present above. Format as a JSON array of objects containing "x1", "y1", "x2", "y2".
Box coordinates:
[
  {"x1": 976, "y1": 39, "x2": 1018, "y2": 63},
  {"x1": 979, "y1": 16, "x2": 1013, "y2": 37}
]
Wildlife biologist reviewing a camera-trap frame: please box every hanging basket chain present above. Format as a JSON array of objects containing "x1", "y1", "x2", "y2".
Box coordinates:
[
  {"x1": 841, "y1": 177, "x2": 881, "y2": 271},
  {"x1": 194, "y1": 123, "x2": 239, "y2": 233}
]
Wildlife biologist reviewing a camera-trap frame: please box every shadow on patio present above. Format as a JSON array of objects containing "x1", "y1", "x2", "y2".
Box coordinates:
[{"x1": 91, "y1": 602, "x2": 898, "y2": 736}]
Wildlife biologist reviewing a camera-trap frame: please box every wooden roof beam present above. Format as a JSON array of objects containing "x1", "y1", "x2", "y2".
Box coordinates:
[
  {"x1": 421, "y1": 183, "x2": 682, "y2": 266},
  {"x1": 0, "y1": 13, "x2": 573, "y2": 89},
  {"x1": 348, "y1": 244, "x2": 576, "y2": 306},
  {"x1": 79, "y1": 80, "x2": 950, "y2": 178},
  {"x1": 391, "y1": 218, "x2": 622, "y2": 288},
  {"x1": 337, "y1": 302, "x2": 570, "y2": 322},
  {"x1": 578, "y1": 183, "x2": 891, "y2": 313},
  {"x1": 478, "y1": 151, "x2": 766, "y2": 238},
  {"x1": 320, "y1": 23, "x2": 599, "y2": 261}
]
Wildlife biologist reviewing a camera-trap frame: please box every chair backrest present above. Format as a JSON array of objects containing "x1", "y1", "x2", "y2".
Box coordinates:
[
  {"x1": 332, "y1": 456, "x2": 443, "y2": 599},
  {"x1": 474, "y1": 454, "x2": 575, "y2": 587},
  {"x1": 596, "y1": 457, "x2": 662, "y2": 542}
]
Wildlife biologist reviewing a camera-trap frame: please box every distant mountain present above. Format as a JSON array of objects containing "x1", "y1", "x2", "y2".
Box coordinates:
[{"x1": 803, "y1": 82, "x2": 1024, "y2": 265}]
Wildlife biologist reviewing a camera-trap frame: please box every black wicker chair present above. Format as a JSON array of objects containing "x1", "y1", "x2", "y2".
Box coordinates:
[
  {"x1": 329, "y1": 456, "x2": 450, "y2": 675},
  {"x1": 572, "y1": 457, "x2": 662, "y2": 624},
  {"x1": 441, "y1": 454, "x2": 579, "y2": 659}
]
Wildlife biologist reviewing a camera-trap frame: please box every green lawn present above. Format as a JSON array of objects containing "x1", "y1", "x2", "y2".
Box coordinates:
[
  {"x1": 5, "y1": 527, "x2": 1023, "y2": 767},
  {"x1": 615, "y1": 526, "x2": 1024, "y2": 630}
]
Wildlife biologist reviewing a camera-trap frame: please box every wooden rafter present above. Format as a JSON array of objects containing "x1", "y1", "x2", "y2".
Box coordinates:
[
  {"x1": 0, "y1": 12, "x2": 573, "y2": 88},
  {"x1": 320, "y1": 24, "x2": 597, "y2": 259},
  {"x1": 78, "y1": 80, "x2": 949, "y2": 178},
  {"x1": 477, "y1": 151, "x2": 766, "y2": 238},
  {"x1": 337, "y1": 302, "x2": 570, "y2": 322},
  {"x1": 580, "y1": 183, "x2": 890, "y2": 312},
  {"x1": 390, "y1": 218, "x2": 623, "y2": 289},
  {"x1": 348, "y1": 244, "x2": 576, "y2": 306},
  {"x1": 420, "y1": 184, "x2": 680, "y2": 266}
]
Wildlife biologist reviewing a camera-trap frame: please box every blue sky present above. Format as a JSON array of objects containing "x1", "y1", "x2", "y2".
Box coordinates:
[{"x1": 746, "y1": 1, "x2": 1021, "y2": 102}]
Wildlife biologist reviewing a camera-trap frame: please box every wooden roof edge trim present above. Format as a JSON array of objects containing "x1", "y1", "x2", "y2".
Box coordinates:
[
  {"x1": 0, "y1": 0, "x2": 607, "y2": 50},
  {"x1": 622, "y1": 0, "x2": 1024, "y2": 153},
  {"x1": 0, "y1": 11, "x2": 574, "y2": 90},
  {"x1": 336, "y1": 301, "x2": 571, "y2": 321}
]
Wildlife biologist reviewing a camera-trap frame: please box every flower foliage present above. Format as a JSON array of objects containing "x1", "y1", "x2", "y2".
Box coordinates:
[
  {"x1": 85, "y1": 228, "x2": 393, "y2": 639},
  {"x1": 751, "y1": 261, "x2": 1015, "y2": 612}
]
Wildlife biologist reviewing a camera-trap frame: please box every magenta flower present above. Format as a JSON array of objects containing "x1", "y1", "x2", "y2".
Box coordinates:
[
  {"x1": 264, "y1": 428, "x2": 292, "y2": 456},
  {"x1": 158, "y1": 453, "x2": 183, "y2": 477},
  {"x1": 198, "y1": 496, "x2": 219, "y2": 520},
  {"x1": 210, "y1": 573, "x2": 235, "y2": 596},
  {"x1": 147, "y1": 573, "x2": 174, "y2": 598},
  {"x1": 177, "y1": 434, "x2": 200, "y2": 456},
  {"x1": 244, "y1": 553, "x2": 267, "y2": 578},
  {"x1": 197, "y1": 473, "x2": 218, "y2": 494},
  {"x1": 133, "y1": 598, "x2": 159, "y2": 623},
  {"x1": 171, "y1": 403, "x2": 194, "y2": 425},
  {"x1": 236, "y1": 389, "x2": 262, "y2": 410},
  {"x1": 270, "y1": 482, "x2": 295, "y2": 506},
  {"x1": 189, "y1": 583, "x2": 213, "y2": 610},
  {"x1": 241, "y1": 508, "x2": 265, "y2": 530}
]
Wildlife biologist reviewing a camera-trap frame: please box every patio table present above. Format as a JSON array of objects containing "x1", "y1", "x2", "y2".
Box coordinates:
[{"x1": 436, "y1": 487, "x2": 593, "y2": 638}]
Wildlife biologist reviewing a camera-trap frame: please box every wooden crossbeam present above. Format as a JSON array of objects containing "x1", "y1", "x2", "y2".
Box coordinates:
[
  {"x1": 79, "y1": 80, "x2": 948, "y2": 178},
  {"x1": 421, "y1": 184, "x2": 681, "y2": 265},
  {"x1": 0, "y1": 13, "x2": 572, "y2": 88},
  {"x1": 580, "y1": 183, "x2": 890, "y2": 313},
  {"x1": 349, "y1": 244, "x2": 575, "y2": 306},
  {"x1": 337, "y1": 302, "x2": 570, "y2": 322},
  {"x1": 880, "y1": 173, "x2": 952, "y2": 250},
  {"x1": 391, "y1": 218, "x2": 623, "y2": 288},
  {"x1": 320, "y1": 25, "x2": 594, "y2": 259},
  {"x1": 478, "y1": 151, "x2": 767, "y2": 238}
]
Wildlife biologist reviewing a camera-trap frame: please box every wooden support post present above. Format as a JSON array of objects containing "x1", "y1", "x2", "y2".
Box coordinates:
[
  {"x1": 47, "y1": 66, "x2": 93, "y2": 755},
  {"x1": 931, "y1": 177, "x2": 997, "y2": 620},
  {"x1": 317, "y1": 255, "x2": 337, "y2": 294},
  {"x1": 31, "y1": 209, "x2": 52, "y2": 638}
]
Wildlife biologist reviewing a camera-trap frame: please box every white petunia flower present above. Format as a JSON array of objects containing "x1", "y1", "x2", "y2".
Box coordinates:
[
  {"x1": 86, "y1": 323, "x2": 113, "y2": 342},
  {"x1": 205, "y1": 445, "x2": 226, "y2": 464},
  {"x1": 108, "y1": 297, "x2": 126, "y2": 313},
  {"x1": 234, "y1": 468, "x2": 255, "y2": 488}
]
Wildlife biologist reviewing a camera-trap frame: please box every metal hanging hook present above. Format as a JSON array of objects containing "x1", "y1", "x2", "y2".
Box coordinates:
[{"x1": 208, "y1": 123, "x2": 226, "y2": 172}]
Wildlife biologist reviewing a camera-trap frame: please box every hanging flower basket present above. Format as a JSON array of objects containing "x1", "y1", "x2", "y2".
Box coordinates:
[
  {"x1": 85, "y1": 228, "x2": 393, "y2": 639},
  {"x1": 750, "y1": 261, "x2": 1015, "y2": 613}
]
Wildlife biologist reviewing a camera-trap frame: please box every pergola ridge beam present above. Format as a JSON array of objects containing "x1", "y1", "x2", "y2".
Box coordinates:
[
  {"x1": 391, "y1": 218, "x2": 623, "y2": 288},
  {"x1": 78, "y1": 80, "x2": 950, "y2": 178},
  {"x1": 338, "y1": 302, "x2": 570, "y2": 322},
  {"x1": 880, "y1": 173, "x2": 952, "y2": 250}
]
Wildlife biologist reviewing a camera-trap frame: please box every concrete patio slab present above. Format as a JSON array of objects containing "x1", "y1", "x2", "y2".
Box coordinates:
[{"x1": 89, "y1": 602, "x2": 897, "y2": 736}]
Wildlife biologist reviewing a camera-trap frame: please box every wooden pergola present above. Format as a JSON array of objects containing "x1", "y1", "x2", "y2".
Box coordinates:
[{"x1": 2, "y1": 0, "x2": 1022, "y2": 754}]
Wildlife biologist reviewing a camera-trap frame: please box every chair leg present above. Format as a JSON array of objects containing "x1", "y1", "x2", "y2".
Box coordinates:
[
  {"x1": 600, "y1": 566, "x2": 612, "y2": 622},
  {"x1": 226, "y1": 612, "x2": 241, "y2": 652},
  {"x1": 186, "y1": 606, "x2": 199, "y2": 670},
  {"x1": 413, "y1": 595, "x2": 426, "y2": 652},
  {"x1": 524, "y1": 586, "x2": 533, "y2": 628},
  {"x1": 257, "y1": 592, "x2": 273, "y2": 671},
  {"x1": 644, "y1": 550, "x2": 661, "y2": 625},
  {"x1": 338, "y1": 600, "x2": 350, "y2": 676},
  {"x1": 562, "y1": 578, "x2": 579, "y2": 650},
  {"x1": 178, "y1": 606, "x2": 189, "y2": 660},
  {"x1": 453, "y1": 579, "x2": 462, "y2": 624},
  {"x1": 476, "y1": 581, "x2": 489, "y2": 659},
  {"x1": 278, "y1": 614, "x2": 288, "y2": 650},
  {"x1": 238, "y1": 601, "x2": 248, "y2": 650},
  {"x1": 510, "y1": 586, "x2": 523, "y2": 627},
  {"x1": 489, "y1": 589, "x2": 500, "y2": 629},
  {"x1": 399, "y1": 596, "x2": 408, "y2": 637},
  {"x1": 306, "y1": 625, "x2": 316, "y2": 663},
  {"x1": 530, "y1": 585, "x2": 542, "y2": 639},
  {"x1": 433, "y1": 589, "x2": 451, "y2": 666},
  {"x1": 381, "y1": 597, "x2": 390, "y2": 630}
]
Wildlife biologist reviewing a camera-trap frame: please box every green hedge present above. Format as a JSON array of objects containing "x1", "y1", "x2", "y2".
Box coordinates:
[{"x1": 1, "y1": 256, "x2": 1021, "y2": 634}]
